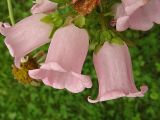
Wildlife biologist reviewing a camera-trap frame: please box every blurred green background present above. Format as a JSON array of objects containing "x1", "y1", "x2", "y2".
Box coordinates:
[{"x1": 0, "y1": 0, "x2": 160, "y2": 120}]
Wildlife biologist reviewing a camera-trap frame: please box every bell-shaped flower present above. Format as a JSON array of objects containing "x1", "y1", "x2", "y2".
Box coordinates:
[
  {"x1": 116, "y1": 0, "x2": 160, "y2": 31},
  {"x1": 0, "y1": 1, "x2": 57, "y2": 67},
  {"x1": 88, "y1": 42, "x2": 148, "y2": 103},
  {"x1": 31, "y1": 0, "x2": 57, "y2": 14},
  {"x1": 29, "y1": 24, "x2": 92, "y2": 93},
  {"x1": 0, "y1": 14, "x2": 52, "y2": 67}
]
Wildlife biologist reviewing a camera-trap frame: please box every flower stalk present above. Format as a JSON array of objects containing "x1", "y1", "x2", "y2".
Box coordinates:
[
  {"x1": 7, "y1": 0, "x2": 15, "y2": 25},
  {"x1": 99, "y1": 0, "x2": 107, "y2": 30}
]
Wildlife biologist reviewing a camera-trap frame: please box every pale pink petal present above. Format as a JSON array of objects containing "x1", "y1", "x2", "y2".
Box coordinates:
[
  {"x1": 129, "y1": 8, "x2": 153, "y2": 30},
  {"x1": 1, "y1": 14, "x2": 52, "y2": 67},
  {"x1": 31, "y1": 0, "x2": 57, "y2": 14},
  {"x1": 116, "y1": 0, "x2": 160, "y2": 31},
  {"x1": 122, "y1": 0, "x2": 148, "y2": 15},
  {"x1": 0, "y1": 22, "x2": 11, "y2": 36},
  {"x1": 88, "y1": 42, "x2": 148, "y2": 103},
  {"x1": 29, "y1": 63, "x2": 91, "y2": 93},
  {"x1": 29, "y1": 24, "x2": 92, "y2": 93},
  {"x1": 116, "y1": 16, "x2": 129, "y2": 31},
  {"x1": 115, "y1": 4, "x2": 126, "y2": 19},
  {"x1": 143, "y1": 0, "x2": 160, "y2": 24},
  {"x1": 115, "y1": 4, "x2": 129, "y2": 31}
]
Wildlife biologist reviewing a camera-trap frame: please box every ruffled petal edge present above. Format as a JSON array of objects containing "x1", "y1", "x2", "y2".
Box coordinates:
[
  {"x1": 29, "y1": 62, "x2": 92, "y2": 93},
  {"x1": 88, "y1": 85, "x2": 148, "y2": 103}
]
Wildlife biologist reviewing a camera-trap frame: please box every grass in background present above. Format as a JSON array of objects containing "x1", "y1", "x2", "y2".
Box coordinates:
[{"x1": 0, "y1": 0, "x2": 160, "y2": 120}]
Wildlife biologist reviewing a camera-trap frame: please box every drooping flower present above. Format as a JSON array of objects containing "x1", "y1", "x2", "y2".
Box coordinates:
[
  {"x1": 88, "y1": 42, "x2": 148, "y2": 103},
  {"x1": 116, "y1": 0, "x2": 160, "y2": 31},
  {"x1": 0, "y1": 14, "x2": 52, "y2": 67},
  {"x1": 31, "y1": 0, "x2": 57, "y2": 14},
  {"x1": 29, "y1": 24, "x2": 92, "y2": 93},
  {"x1": 0, "y1": 0, "x2": 57, "y2": 67}
]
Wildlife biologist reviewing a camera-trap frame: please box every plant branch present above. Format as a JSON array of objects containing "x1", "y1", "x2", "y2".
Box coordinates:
[{"x1": 7, "y1": 0, "x2": 15, "y2": 25}]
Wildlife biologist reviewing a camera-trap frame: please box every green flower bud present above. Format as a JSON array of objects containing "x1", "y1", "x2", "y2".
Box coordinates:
[{"x1": 74, "y1": 15, "x2": 85, "y2": 28}]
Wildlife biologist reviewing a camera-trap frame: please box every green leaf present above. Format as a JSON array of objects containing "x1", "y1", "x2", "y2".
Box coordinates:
[
  {"x1": 58, "y1": 6, "x2": 74, "y2": 15},
  {"x1": 50, "y1": 12, "x2": 61, "y2": 18},
  {"x1": 53, "y1": 17, "x2": 64, "y2": 27},
  {"x1": 41, "y1": 12, "x2": 64, "y2": 28},
  {"x1": 111, "y1": 37, "x2": 124, "y2": 45},
  {"x1": 100, "y1": 30, "x2": 112, "y2": 43},
  {"x1": 74, "y1": 15, "x2": 85, "y2": 28},
  {"x1": 41, "y1": 15, "x2": 53, "y2": 24}
]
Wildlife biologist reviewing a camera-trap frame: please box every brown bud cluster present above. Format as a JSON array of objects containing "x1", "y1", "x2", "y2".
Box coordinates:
[
  {"x1": 12, "y1": 56, "x2": 39, "y2": 84},
  {"x1": 73, "y1": 0, "x2": 100, "y2": 15}
]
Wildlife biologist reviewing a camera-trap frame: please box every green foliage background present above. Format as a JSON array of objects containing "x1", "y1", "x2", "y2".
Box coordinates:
[{"x1": 0, "y1": 0, "x2": 160, "y2": 120}]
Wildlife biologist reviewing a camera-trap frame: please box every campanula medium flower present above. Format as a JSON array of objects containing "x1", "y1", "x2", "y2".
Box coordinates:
[
  {"x1": 88, "y1": 42, "x2": 148, "y2": 103},
  {"x1": 0, "y1": 0, "x2": 57, "y2": 67},
  {"x1": 29, "y1": 24, "x2": 92, "y2": 93},
  {"x1": 116, "y1": 0, "x2": 160, "y2": 31}
]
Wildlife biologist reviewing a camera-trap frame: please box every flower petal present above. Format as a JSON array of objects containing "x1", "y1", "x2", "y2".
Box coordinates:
[
  {"x1": 0, "y1": 22, "x2": 11, "y2": 36},
  {"x1": 1, "y1": 14, "x2": 52, "y2": 67},
  {"x1": 129, "y1": 8, "x2": 153, "y2": 30},
  {"x1": 88, "y1": 42, "x2": 148, "y2": 103},
  {"x1": 143, "y1": 0, "x2": 160, "y2": 24},
  {"x1": 122, "y1": 0, "x2": 148, "y2": 15},
  {"x1": 116, "y1": 16, "x2": 129, "y2": 31},
  {"x1": 29, "y1": 24, "x2": 92, "y2": 93},
  {"x1": 116, "y1": 0, "x2": 160, "y2": 31},
  {"x1": 29, "y1": 62, "x2": 92, "y2": 93},
  {"x1": 31, "y1": 0, "x2": 57, "y2": 14}
]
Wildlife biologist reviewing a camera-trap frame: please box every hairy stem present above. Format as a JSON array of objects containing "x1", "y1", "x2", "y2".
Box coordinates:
[{"x1": 7, "y1": 0, "x2": 15, "y2": 25}]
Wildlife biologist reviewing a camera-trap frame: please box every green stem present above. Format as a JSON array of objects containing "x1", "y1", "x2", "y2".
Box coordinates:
[
  {"x1": 99, "y1": 1, "x2": 107, "y2": 30},
  {"x1": 99, "y1": 0, "x2": 103, "y2": 13},
  {"x1": 7, "y1": 0, "x2": 15, "y2": 25}
]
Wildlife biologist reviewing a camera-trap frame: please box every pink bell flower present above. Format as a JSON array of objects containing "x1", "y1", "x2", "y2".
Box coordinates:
[
  {"x1": 88, "y1": 42, "x2": 148, "y2": 103},
  {"x1": 31, "y1": 0, "x2": 57, "y2": 14},
  {"x1": 116, "y1": 0, "x2": 160, "y2": 31},
  {"x1": 29, "y1": 24, "x2": 92, "y2": 93},
  {"x1": 0, "y1": 1, "x2": 57, "y2": 67},
  {"x1": 0, "y1": 14, "x2": 53, "y2": 67}
]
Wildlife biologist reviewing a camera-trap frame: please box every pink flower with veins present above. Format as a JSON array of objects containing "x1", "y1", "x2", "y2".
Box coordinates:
[
  {"x1": 0, "y1": 0, "x2": 57, "y2": 67},
  {"x1": 116, "y1": 0, "x2": 160, "y2": 31},
  {"x1": 29, "y1": 24, "x2": 92, "y2": 93},
  {"x1": 88, "y1": 42, "x2": 148, "y2": 103},
  {"x1": 31, "y1": 0, "x2": 57, "y2": 14}
]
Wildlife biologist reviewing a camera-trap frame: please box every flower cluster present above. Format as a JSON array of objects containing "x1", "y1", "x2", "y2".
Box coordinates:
[{"x1": 1, "y1": 0, "x2": 159, "y2": 103}]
